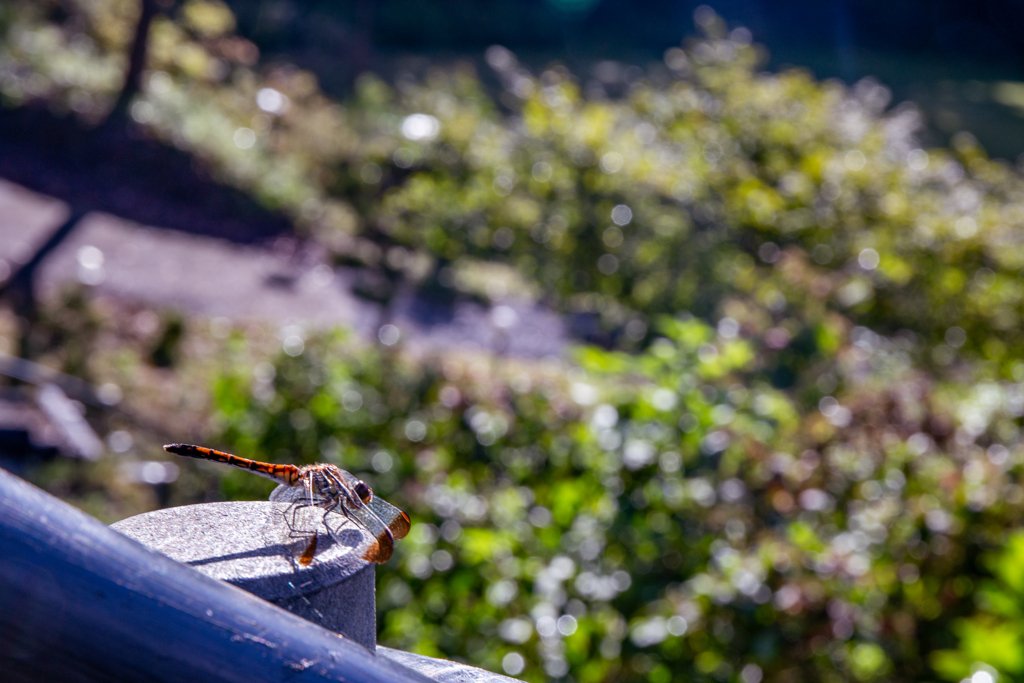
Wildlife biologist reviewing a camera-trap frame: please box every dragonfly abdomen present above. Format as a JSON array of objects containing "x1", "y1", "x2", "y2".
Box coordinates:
[{"x1": 164, "y1": 444, "x2": 300, "y2": 485}]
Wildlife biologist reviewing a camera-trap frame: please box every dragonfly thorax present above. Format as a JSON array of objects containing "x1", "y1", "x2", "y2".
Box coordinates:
[{"x1": 299, "y1": 464, "x2": 375, "y2": 505}]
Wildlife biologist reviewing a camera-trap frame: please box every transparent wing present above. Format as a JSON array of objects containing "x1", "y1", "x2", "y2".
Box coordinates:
[
  {"x1": 334, "y1": 467, "x2": 411, "y2": 539},
  {"x1": 325, "y1": 468, "x2": 410, "y2": 563},
  {"x1": 368, "y1": 495, "x2": 412, "y2": 540}
]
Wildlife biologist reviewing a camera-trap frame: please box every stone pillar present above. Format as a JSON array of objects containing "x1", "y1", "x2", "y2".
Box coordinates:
[
  {"x1": 111, "y1": 489, "x2": 524, "y2": 682},
  {"x1": 111, "y1": 495, "x2": 377, "y2": 650}
]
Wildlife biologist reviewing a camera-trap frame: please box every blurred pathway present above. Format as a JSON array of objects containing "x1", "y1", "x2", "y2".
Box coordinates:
[{"x1": 0, "y1": 180, "x2": 566, "y2": 358}]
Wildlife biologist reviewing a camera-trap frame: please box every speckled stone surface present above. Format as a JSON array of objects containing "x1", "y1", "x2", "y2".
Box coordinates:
[
  {"x1": 110, "y1": 497, "x2": 530, "y2": 680},
  {"x1": 378, "y1": 647, "x2": 522, "y2": 683},
  {"x1": 111, "y1": 499, "x2": 377, "y2": 650}
]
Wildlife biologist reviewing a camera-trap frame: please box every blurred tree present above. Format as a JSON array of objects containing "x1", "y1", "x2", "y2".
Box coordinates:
[
  {"x1": 107, "y1": 0, "x2": 162, "y2": 124},
  {"x1": 0, "y1": 209, "x2": 85, "y2": 358}
]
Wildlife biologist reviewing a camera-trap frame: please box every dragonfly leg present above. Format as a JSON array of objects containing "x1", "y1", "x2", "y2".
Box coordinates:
[
  {"x1": 280, "y1": 472, "x2": 326, "y2": 538},
  {"x1": 277, "y1": 500, "x2": 323, "y2": 568},
  {"x1": 281, "y1": 498, "x2": 331, "y2": 547},
  {"x1": 282, "y1": 500, "x2": 311, "y2": 537},
  {"x1": 320, "y1": 500, "x2": 354, "y2": 538}
]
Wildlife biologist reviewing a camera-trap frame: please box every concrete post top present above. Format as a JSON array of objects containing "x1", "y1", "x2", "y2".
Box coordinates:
[
  {"x1": 111, "y1": 499, "x2": 374, "y2": 601},
  {"x1": 108, "y1": 494, "x2": 525, "y2": 678},
  {"x1": 378, "y1": 648, "x2": 523, "y2": 683}
]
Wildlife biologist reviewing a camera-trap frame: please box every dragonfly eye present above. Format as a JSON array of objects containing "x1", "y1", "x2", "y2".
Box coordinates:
[{"x1": 354, "y1": 480, "x2": 372, "y2": 503}]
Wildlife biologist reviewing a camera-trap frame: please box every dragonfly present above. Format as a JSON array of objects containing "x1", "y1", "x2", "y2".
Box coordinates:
[{"x1": 164, "y1": 443, "x2": 410, "y2": 565}]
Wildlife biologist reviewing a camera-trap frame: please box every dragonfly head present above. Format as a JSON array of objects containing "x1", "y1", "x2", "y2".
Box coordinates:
[{"x1": 354, "y1": 480, "x2": 373, "y2": 503}]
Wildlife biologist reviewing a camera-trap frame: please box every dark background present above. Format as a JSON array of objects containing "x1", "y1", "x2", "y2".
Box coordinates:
[
  {"x1": 229, "y1": 0, "x2": 1024, "y2": 63},
  {"x1": 220, "y1": 0, "x2": 1024, "y2": 159}
]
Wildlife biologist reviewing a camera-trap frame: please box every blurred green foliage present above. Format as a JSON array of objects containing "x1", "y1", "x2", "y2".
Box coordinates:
[
  {"x1": 6, "y1": 2, "x2": 1024, "y2": 683},
  {"x1": 9, "y1": 1, "x2": 1024, "y2": 368},
  {"x1": 199, "y1": 313, "x2": 1024, "y2": 683},
  {"x1": 931, "y1": 531, "x2": 1024, "y2": 681}
]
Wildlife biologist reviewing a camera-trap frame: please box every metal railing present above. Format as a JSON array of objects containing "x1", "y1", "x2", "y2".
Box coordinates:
[{"x1": 0, "y1": 467, "x2": 434, "y2": 683}]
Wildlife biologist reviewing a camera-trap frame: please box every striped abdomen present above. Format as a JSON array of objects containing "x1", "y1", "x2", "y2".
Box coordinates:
[{"x1": 163, "y1": 444, "x2": 300, "y2": 486}]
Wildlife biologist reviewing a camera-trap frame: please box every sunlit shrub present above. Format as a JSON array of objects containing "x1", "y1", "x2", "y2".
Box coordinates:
[{"x1": 200, "y1": 315, "x2": 1024, "y2": 683}]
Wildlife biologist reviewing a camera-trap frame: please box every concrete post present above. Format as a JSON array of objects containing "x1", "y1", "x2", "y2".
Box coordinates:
[
  {"x1": 112, "y1": 486, "x2": 523, "y2": 682},
  {"x1": 111, "y1": 491, "x2": 377, "y2": 650}
]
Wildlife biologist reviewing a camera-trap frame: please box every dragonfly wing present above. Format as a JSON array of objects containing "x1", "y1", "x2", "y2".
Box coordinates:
[
  {"x1": 298, "y1": 532, "x2": 318, "y2": 566},
  {"x1": 368, "y1": 496, "x2": 412, "y2": 540},
  {"x1": 327, "y1": 468, "x2": 408, "y2": 563},
  {"x1": 332, "y1": 467, "x2": 411, "y2": 540},
  {"x1": 333, "y1": 498, "x2": 394, "y2": 564},
  {"x1": 360, "y1": 525, "x2": 395, "y2": 564}
]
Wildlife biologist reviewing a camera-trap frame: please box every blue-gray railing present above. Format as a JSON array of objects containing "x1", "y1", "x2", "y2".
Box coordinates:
[{"x1": 0, "y1": 467, "x2": 434, "y2": 683}]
